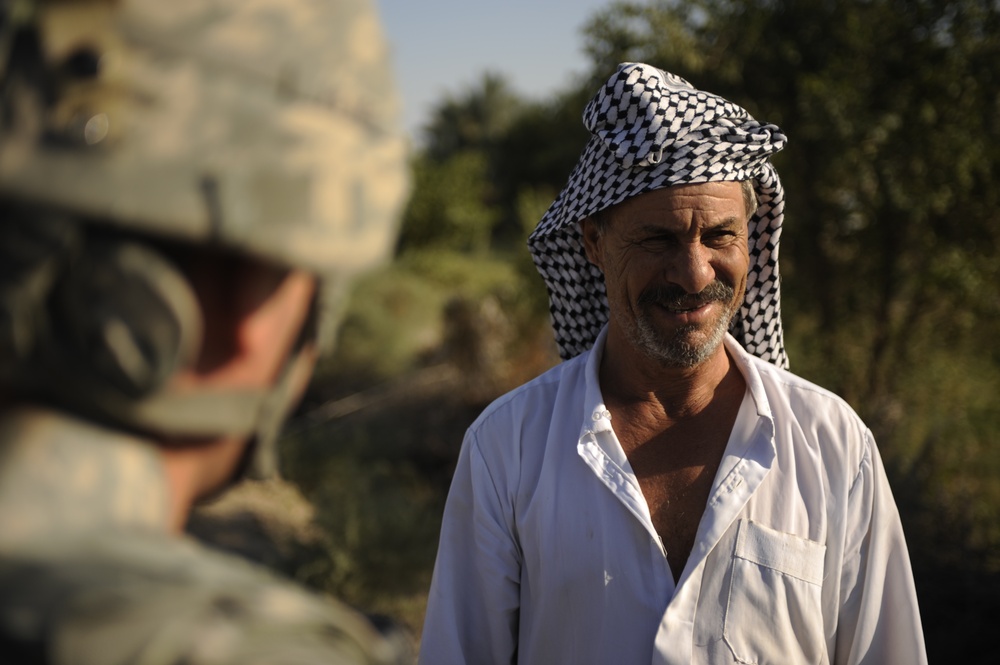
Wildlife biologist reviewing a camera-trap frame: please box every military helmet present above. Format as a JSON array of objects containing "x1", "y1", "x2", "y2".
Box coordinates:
[
  {"x1": 0, "y1": 0, "x2": 409, "y2": 469},
  {"x1": 1, "y1": 0, "x2": 407, "y2": 276}
]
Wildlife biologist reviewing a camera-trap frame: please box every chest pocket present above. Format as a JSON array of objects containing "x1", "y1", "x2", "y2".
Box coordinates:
[{"x1": 724, "y1": 519, "x2": 826, "y2": 664}]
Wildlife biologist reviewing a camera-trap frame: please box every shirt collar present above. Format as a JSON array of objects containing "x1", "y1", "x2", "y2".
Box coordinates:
[
  {"x1": 581, "y1": 323, "x2": 614, "y2": 437},
  {"x1": 579, "y1": 325, "x2": 775, "y2": 441},
  {"x1": 710, "y1": 335, "x2": 778, "y2": 486},
  {"x1": 722, "y1": 333, "x2": 774, "y2": 424}
]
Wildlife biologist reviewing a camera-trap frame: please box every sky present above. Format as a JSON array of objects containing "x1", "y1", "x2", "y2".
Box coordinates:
[{"x1": 375, "y1": 0, "x2": 617, "y2": 144}]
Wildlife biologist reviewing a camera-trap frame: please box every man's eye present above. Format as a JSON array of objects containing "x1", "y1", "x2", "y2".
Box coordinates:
[
  {"x1": 705, "y1": 231, "x2": 736, "y2": 245},
  {"x1": 639, "y1": 235, "x2": 675, "y2": 248}
]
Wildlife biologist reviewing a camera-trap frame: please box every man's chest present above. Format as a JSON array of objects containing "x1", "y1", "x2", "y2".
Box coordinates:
[
  {"x1": 620, "y1": 427, "x2": 730, "y2": 580},
  {"x1": 514, "y1": 444, "x2": 833, "y2": 665}
]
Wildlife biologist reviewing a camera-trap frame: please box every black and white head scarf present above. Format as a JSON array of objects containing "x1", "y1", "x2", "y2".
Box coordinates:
[{"x1": 528, "y1": 62, "x2": 789, "y2": 367}]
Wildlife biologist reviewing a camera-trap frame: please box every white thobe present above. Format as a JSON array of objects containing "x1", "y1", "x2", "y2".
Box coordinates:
[{"x1": 419, "y1": 328, "x2": 926, "y2": 664}]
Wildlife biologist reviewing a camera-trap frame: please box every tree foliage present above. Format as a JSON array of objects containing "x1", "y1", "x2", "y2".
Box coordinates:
[
  {"x1": 421, "y1": 72, "x2": 524, "y2": 162},
  {"x1": 396, "y1": 150, "x2": 500, "y2": 254}
]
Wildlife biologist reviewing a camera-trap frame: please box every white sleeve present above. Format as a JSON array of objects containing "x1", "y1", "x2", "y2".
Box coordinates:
[
  {"x1": 834, "y1": 430, "x2": 927, "y2": 664},
  {"x1": 418, "y1": 428, "x2": 520, "y2": 665}
]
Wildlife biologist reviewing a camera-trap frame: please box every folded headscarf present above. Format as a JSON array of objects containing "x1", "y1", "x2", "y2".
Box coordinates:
[{"x1": 528, "y1": 62, "x2": 789, "y2": 367}]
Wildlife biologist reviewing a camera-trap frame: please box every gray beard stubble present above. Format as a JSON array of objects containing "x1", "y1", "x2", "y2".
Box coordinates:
[{"x1": 630, "y1": 281, "x2": 739, "y2": 369}]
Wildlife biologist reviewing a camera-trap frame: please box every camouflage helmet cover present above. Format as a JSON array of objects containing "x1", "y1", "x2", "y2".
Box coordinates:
[
  {"x1": 0, "y1": 0, "x2": 409, "y2": 279},
  {"x1": 0, "y1": 0, "x2": 409, "y2": 467}
]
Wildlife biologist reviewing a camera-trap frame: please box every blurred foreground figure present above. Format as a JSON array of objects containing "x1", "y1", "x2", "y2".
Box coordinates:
[
  {"x1": 0, "y1": 0, "x2": 408, "y2": 662},
  {"x1": 420, "y1": 63, "x2": 926, "y2": 664}
]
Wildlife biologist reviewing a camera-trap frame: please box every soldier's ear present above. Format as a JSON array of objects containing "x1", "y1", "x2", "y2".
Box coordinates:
[{"x1": 580, "y1": 217, "x2": 605, "y2": 272}]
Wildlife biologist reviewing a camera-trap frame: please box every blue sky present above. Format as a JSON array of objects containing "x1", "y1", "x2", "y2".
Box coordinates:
[{"x1": 375, "y1": 0, "x2": 616, "y2": 143}]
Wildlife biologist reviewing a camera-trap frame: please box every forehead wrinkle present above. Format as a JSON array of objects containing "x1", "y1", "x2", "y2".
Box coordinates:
[{"x1": 619, "y1": 214, "x2": 744, "y2": 239}]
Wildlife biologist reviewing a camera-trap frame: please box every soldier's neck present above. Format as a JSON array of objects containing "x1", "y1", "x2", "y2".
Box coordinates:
[
  {"x1": 159, "y1": 434, "x2": 247, "y2": 533},
  {"x1": 0, "y1": 405, "x2": 172, "y2": 553}
]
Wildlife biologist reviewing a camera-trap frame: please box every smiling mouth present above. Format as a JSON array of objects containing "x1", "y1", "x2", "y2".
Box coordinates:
[
  {"x1": 666, "y1": 301, "x2": 711, "y2": 312},
  {"x1": 653, "y1": 298, "x2": 717, "y2": 315},
  {"x1": 640, "y1": 281, "x2": 735, "y2": 315}
]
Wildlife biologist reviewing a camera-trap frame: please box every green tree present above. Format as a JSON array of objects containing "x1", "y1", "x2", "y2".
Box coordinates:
[
  {"x1": 398, "y1": 73, "x2": 524, "y2": 255},
  {"x1": 421, "y1": 72, "x2": 523, "y2": 162},
  {"x1": 402, "y1": 72, "x2": 596, "y2": 253},
  {"x1": 396, "y1": 150, "x2": 499, "y2": 255}
]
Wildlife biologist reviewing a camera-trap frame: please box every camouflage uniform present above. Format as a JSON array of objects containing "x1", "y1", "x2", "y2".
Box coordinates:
[
  {"x1": 0, "y1": 0, "x2": 409, "y2": 662},
  {"x1": 0, "y1": 408, "x2": 408, "y2": 664}
]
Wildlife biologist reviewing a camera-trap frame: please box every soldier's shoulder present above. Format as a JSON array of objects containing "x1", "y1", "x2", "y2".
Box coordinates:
[{"x1": 0, "y1": 531, "x2": 409, "y2": 665}]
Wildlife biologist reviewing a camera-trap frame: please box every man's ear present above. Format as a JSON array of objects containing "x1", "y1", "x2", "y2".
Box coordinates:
[
  {"x1": 579, "y1": 217, "x2": 605, "y2": 272},
  {"x1": 172, "y1": 262, "x2": 316, "y2": 391}
]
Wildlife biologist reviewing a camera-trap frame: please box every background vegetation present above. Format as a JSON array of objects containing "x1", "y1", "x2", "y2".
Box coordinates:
[{"x1": 200, "y1": 1, "x2": 1000, "y2": 661}]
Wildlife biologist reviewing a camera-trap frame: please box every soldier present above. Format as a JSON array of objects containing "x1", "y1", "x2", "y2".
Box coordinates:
[{"x1": 0, "y1": 0, "x2": 409, "y2": 663}]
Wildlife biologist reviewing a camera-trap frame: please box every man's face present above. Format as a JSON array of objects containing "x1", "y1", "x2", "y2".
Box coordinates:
[{"x1": 581, "y1": 181, "x2": 750, "y2": 369}]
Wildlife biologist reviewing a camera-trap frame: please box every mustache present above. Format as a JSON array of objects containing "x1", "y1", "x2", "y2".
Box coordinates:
[{"x1": 637, "y1": 281, "x2": 735, "y2": 310}]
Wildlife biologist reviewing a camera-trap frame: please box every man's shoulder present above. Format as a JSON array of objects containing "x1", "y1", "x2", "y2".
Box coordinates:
[
  {"x1": 754, "y1": 355, "x2": 857, "y2": 405},
  {"x1": 747, "y1": 354, "x2": 871, "y2": 437},
  {"x1": 0, "y1": 532, "x2": 405, "y2": 665}
]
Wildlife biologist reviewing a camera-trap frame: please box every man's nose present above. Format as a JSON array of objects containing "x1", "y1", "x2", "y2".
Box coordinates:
[{"x1": 665, "y1": 242, "x2": 715, "y2": 294}]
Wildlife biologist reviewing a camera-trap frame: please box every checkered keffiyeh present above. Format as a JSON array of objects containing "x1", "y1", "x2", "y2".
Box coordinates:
[{"x1": 528, "y1": 62, "x2": 789, "y2": 367}]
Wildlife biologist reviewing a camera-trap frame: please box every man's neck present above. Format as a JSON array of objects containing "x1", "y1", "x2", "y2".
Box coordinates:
[{"x1": 598, "y1": 327, "x2": 742, "y2": 426}]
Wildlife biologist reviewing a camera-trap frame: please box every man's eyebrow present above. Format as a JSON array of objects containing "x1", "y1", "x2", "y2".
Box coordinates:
[
  {"x1": 635, "y1": 223, "x2": 677, "y2": 235},
  {"x1": 708, "y1": 216, "x2": 744, "y2": 230},
  {"x1": 634, "y1": 216, "x2": 743, "y2": 234}
]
